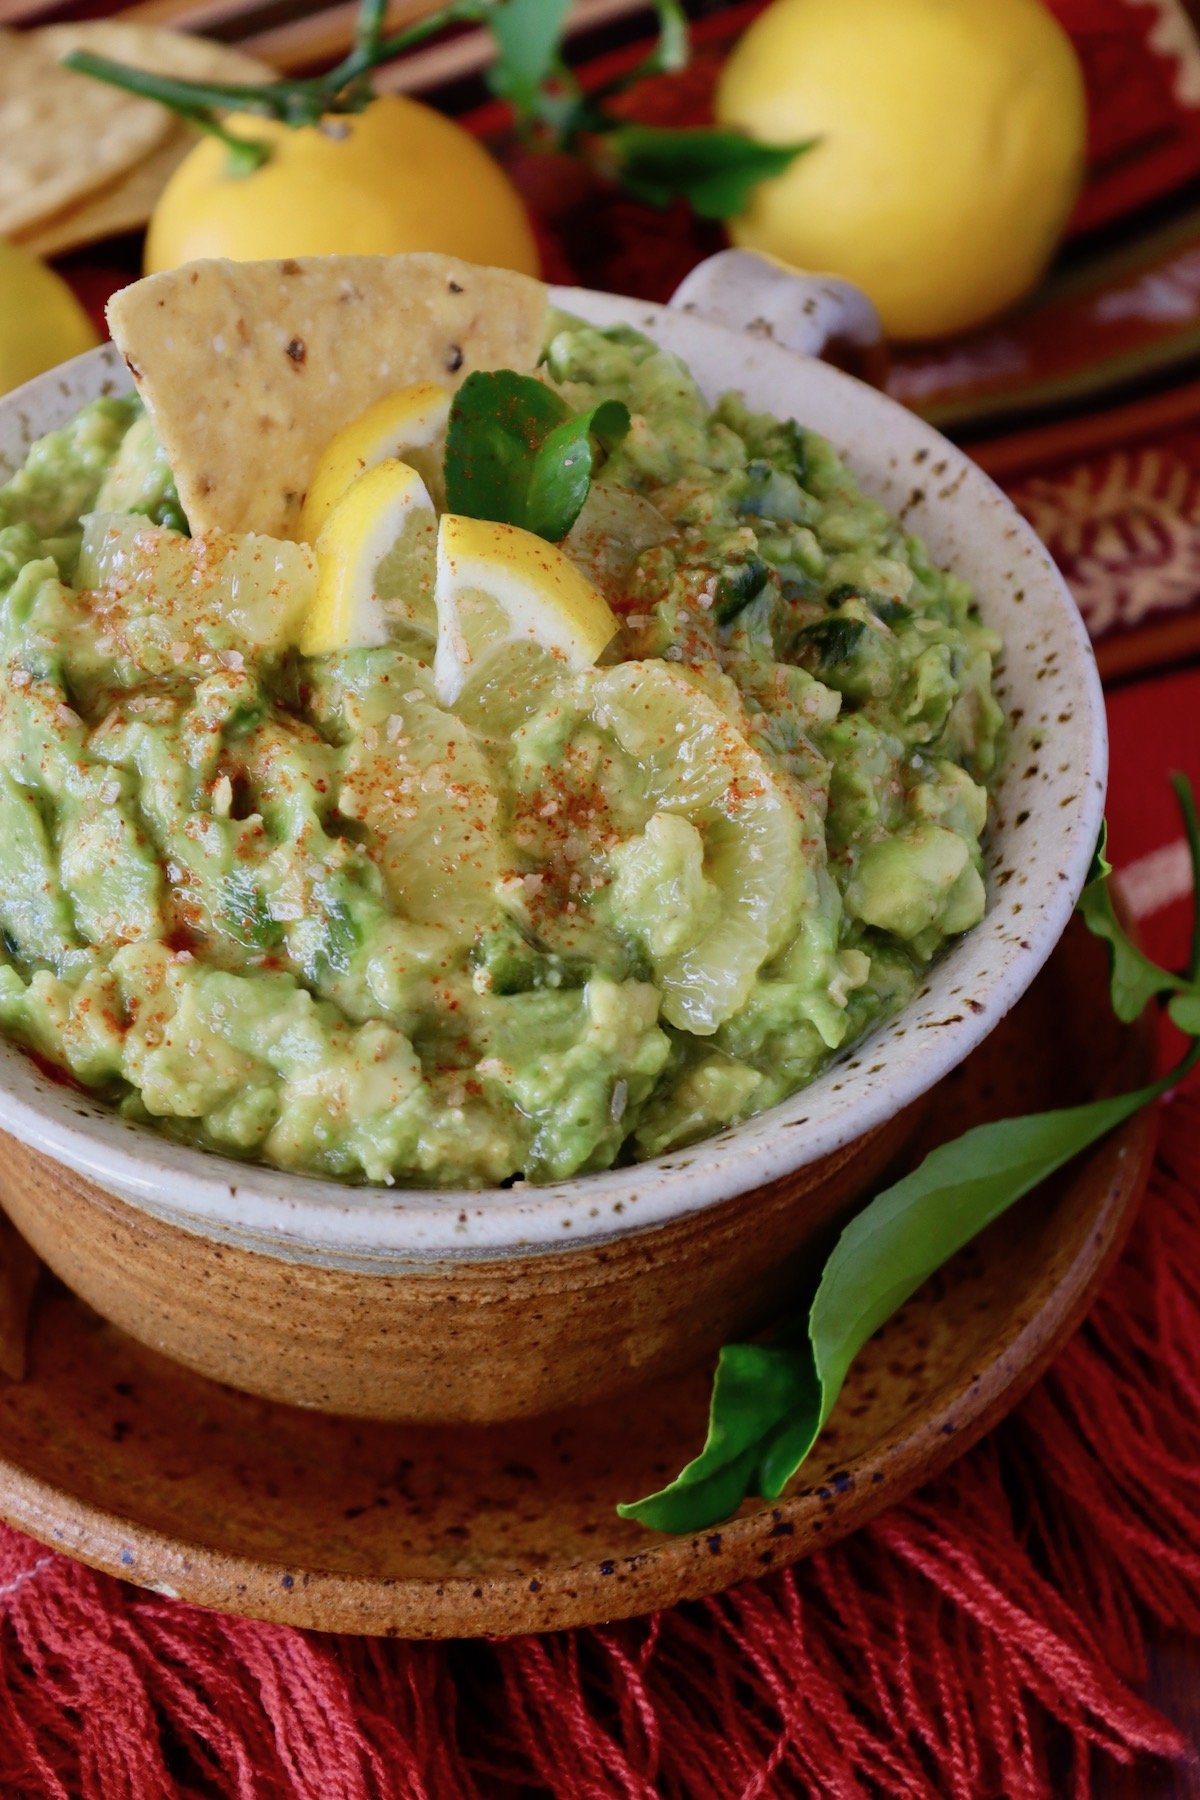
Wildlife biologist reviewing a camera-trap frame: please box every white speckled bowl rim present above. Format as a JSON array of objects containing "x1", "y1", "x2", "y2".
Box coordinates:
[{"x1": 0, "y1": 290, "x2": 1106, "y2": 1267}]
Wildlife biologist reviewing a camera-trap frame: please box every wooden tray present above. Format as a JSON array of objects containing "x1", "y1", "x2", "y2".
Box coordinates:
[{"x1": 0, "y1": 917, "x2": 1157, "y2": 1638}]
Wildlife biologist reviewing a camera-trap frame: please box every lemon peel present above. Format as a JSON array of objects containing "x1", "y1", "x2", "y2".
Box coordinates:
[
  {"x1": 433, "y1": 514, "x2": 618, "y2": 709},
  {"x1": 302, "y1": 460, "x2": 436, "y2": 658},
  {"x1": 299, "y1": 381, "x2": 451, "y2": 544},
  {"x1": 716, "y1": 0, "x2": 1086, "y2": 339}
]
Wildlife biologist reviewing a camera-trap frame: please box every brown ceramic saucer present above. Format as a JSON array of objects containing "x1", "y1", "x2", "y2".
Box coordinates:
[{"x1": 0, "y1": 917, "x2": 1156, "y2": 1638}]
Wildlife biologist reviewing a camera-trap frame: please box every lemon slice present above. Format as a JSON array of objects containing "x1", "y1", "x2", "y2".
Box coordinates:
[
  {"x1": 433, "y1": 514, "x2": 618, "y2": 712},
  {"x1": 301, "y1": 459, "x2": 437, "y2": 658},
  {"x1": 299, "y1": 381, "x2": 451, "y2": 543}
]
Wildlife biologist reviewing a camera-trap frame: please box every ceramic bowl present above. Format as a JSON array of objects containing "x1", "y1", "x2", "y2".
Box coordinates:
[{"x1": 0, "y1": 264, "x2": 1105, "y2": 1422}]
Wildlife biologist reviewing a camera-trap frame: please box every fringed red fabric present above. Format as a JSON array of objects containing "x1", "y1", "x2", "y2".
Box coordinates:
[{"x1": 0, "y1": 1084, "x2": 1197, "y2": 1799}]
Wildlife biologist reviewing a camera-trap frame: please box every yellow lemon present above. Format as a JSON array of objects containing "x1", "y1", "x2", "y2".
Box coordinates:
[
  {"x1": 0, "y1": 240, "x2": 98, "y2": 397},
  {"x1": 433, "y1": 514, "x2": 617, "y2": 710},
  {"x1": 299, "y1": 382, "x2": 451, "y2": 544},
  {"x1": 303, "y1": 459, "x2": 437, "y2": 657},
  {"x1": 145, "y1": 94, "x2": 540, "y2": 277},
  {"x1": 715, "y1": 0, "x2": 1087, "y2": 339}
]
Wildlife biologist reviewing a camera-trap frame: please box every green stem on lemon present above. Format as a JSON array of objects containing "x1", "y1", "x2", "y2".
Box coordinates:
[
  {"x1": 63, "y1": 0, "x2": 494, "y2": 174},
  {"x1": 61, "y1": 51, "x2": 314, "y2": 124},
  {"x1": 326, "y1": 0, "x2": 493, "y2": 90}
]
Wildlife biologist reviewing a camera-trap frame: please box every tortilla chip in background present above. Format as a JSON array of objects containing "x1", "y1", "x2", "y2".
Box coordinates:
[
  {"x1": 17, "y1": 134, "x2": 194, "y2": 260},
  {"x1": 0, "y1": 22, "x2": 274, "y2": 244},
  {"x1": 0, "y1": 29, "x2": 172, "y2": 238},
  {"x1": 107, "y1": 254, "x2": 549, "y2": 540},
  {"x1": 16, "y1": 35, "x2": 273, "y2": 259}
]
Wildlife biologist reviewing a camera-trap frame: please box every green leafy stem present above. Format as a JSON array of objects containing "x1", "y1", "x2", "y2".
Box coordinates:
[
  {"x1": 63, "y1": 0, "x2": 812, "y2": 213},
  {"x1": 444, "y1": 368, "x2": 629, "y2": 542},
  {"x1": 619, "y1": 774, "x2": 1200, "y2": 1534}
]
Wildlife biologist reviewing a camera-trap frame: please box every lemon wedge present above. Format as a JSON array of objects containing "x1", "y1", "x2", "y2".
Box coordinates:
[
  {"x1": 299, "y1": 381, "x2": 451, "y2": 543},
  {"x1": 433, "y1": 514, "x2": 618, "y2": 711},
  {"x1": 301, "y1": 459, "x2": 437, "y2": 657}
]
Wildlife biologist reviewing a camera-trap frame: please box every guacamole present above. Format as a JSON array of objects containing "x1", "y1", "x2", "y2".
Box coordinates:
[{"x1": 0, "y1": 320, "x2": 1002, "y2": 1186}]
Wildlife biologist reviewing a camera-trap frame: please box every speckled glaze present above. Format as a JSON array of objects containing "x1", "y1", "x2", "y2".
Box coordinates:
[
  {"x1": 0, "y1": 258, "x2": 1107, "y2": 1421},
  {"x1": 0, "y1": 920, "x2": 1155, "y2": 1634}
]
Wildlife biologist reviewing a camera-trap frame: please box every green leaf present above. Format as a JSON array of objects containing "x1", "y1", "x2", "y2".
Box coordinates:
[
  {"x1": 445, "y1": 370, "x2": 565, "y2": 525},
  {"x1": 1170, "y1": 990, "x2": 1200, "y2": 1035},
  {"x1": 486, "y1": 0, "x2": 574, "y2": 119},
  {"x1": 796, "y1": 615, "x2": 869, "y2": 671},
  {"x1": 620, "y1": 776, "x2": 1200, "y2": 1534},
  {"x1": 1172, "y1": 771, "x2": 1200, "y2": 982},
  {"x1": 525, "y1": 399, "x2": 630, "y2": 542},
  {"x1": 619, "y1": 1056, "x2": 1193, "y2": 1532},
  {"x1": 602, "y1": 124, "x2": 816, "y2": 220},
  {"x1": 715, "y1": 558, "x2": 771, "y2": 625},
  {"x1": 1077, "y1": 822, "x2": 1186, "y2": 1021},
  {"x1": 445, "y1": 370, "x2": 629, "y2": 541},
  {"x1": 624, "y1": 1343, "x2": 817, "y2": 1534}
]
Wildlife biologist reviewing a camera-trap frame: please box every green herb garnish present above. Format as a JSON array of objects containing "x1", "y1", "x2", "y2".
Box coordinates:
[
  {"x1": 715, "y1": 557, "x2": 772, "y2": 624},
  {"x1": 795, "y1": 615, "x2": 869, "y2": 670},
  {"x1": 444, "y1": 369, "x2": 629, "y2": 542},
  {"x1": 619, "y1": 774, "x2": 1200, "y2": 1533}
]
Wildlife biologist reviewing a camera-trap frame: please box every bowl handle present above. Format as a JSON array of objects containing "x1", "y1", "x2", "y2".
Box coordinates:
[{"x1": 668, "y1": 249, "x2": 888, "y2": 386}]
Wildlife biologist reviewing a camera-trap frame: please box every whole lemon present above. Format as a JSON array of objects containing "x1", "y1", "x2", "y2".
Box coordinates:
[
  {"x1": 145, "y1": 94, "x2": 540, "y2": 276},
  {"x1": 0, "y1": 241, "x2": 98, "y2": 398},
  {"x1": 716, "y1": 0, "x2": 1086, "y2": 339}
]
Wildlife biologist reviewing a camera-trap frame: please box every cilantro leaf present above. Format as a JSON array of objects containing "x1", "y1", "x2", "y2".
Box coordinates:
[
  {"x1": 602, "y1": 124, "x2": 816, "y2": 220},
  {"x1": 619, "y1": 775, "x2": 1200, "y2": 1534},
  {"x1": 525, "y1": 399, "x2": 631, "y2": 542},
  {"x1": 445, "y1": 370, "x2": 629, "y2": 542}
]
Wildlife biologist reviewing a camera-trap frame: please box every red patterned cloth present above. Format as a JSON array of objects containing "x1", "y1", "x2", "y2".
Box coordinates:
[{"x1": 4, "y1": 2, "x2": 1200, "y2": 1793}]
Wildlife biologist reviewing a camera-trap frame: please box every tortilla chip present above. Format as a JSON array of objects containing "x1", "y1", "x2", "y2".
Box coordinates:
[
  {"x1": 15, "y1": 36, "x2": 273, "y2": 259},
  {"x1": 17, "y1": 133, "x2": 193, "y2": 260},
  {"x1": 0, "y1": 29, "x2": 171, "y2": 237},
  {"x1": 107, "y1": 254, "x2": 549, "y2": 540}
]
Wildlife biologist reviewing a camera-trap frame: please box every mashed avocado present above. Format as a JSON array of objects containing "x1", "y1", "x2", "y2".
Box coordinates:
[{"x1": 0, "y1": 321, "x2": 1003, "y2": 1186}]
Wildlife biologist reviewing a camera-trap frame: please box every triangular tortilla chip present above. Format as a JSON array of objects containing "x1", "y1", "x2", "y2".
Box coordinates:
[{"x1": 107, "y1": 254, "x2": 548, "y2": 539}]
